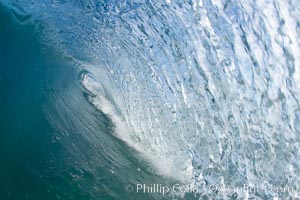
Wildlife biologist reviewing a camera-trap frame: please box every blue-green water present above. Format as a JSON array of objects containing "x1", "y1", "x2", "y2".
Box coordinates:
[
  {"x1": 0, "y1": 3, "x2": 174, "y2": 200},
  {"x1": 1, "y1": 0, "x2": 300, "y2": 199}
]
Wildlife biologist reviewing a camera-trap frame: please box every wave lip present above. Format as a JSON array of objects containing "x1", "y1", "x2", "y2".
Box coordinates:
[{"x1": 11, "y1": 0, "x2": 300, "y2": 198}]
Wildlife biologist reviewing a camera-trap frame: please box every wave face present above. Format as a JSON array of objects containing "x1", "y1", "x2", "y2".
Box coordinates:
[{"x1": 1, "y1": 0, "x2": 300, "y2": 199}]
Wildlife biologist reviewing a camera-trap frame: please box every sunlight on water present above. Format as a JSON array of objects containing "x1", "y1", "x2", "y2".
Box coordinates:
[{"x1": 5, "y1": 0, "x2": 300, "y2": 199}]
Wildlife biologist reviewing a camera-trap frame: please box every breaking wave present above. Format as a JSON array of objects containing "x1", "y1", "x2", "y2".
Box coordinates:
[{"x1": 2, "y1": 0, "x2": 300, "y2": 199}]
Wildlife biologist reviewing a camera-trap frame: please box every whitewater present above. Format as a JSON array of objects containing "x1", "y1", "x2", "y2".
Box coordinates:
[{"x1": 1, "y1": 0, "x2": 300, "y2": 199}]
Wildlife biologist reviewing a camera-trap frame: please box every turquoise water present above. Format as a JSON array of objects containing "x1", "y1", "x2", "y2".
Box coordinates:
[
  {"x1": 1, "y1": 0, "x2": 300, "y2": 199},
  {"x1": 0, "y1": 4, "x2": 174, "y2": 199}
]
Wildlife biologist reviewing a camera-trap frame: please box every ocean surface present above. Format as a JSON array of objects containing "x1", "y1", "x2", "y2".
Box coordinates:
[{"x1": 0, "y1": 0, "x2": 300, "y2": 199}]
